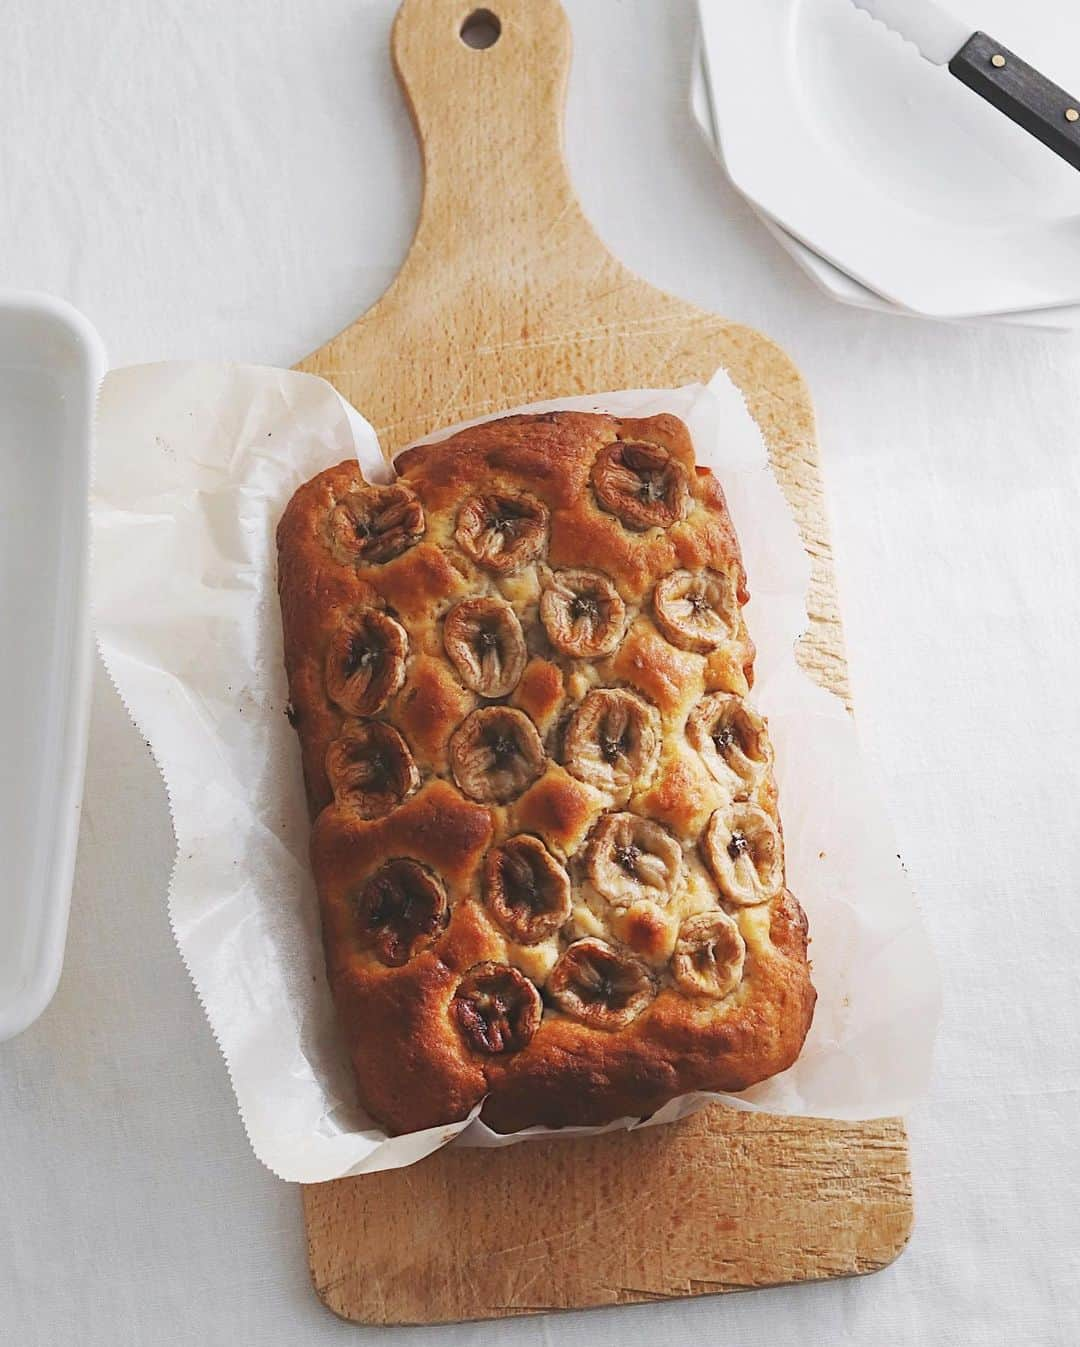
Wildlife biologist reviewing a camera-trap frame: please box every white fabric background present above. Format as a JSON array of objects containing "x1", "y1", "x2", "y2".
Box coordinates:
[{"x1": 2, "y1": 1, "x2": 1078, "y2": 1344}]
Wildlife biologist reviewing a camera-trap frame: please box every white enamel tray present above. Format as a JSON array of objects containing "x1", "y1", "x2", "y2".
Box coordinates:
[
  {"x1": 0, "y1": 295, "x2": 104, "y2": 1041},
  {"x1": 690, "y1": 41, "x2": 1080, "y2": 331},
  {"x1": 696, "y1": 0, "x2": 1080, "y2": 318}
]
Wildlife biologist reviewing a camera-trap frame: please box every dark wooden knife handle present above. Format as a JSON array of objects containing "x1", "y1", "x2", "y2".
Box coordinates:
[{"x1": 949, "y1": 31, "x2": 1080, "y2": 171}]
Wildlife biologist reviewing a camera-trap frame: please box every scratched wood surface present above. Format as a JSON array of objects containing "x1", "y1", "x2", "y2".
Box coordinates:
[{"x1": 296, "y1": 0, "x2": 910, "y2": 1324}]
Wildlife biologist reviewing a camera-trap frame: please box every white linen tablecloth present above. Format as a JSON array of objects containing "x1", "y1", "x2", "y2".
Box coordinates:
[{"x1": 2, "y1": 1, "x2": 1078, "y2": 1343}]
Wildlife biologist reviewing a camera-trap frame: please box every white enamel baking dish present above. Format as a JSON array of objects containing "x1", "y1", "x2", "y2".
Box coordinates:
[{"x1": 0, "y1": 293, "x2": 104, "y2": 1041}]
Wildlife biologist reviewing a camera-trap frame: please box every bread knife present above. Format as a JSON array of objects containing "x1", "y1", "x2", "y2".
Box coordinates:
[{"x1": 849, "y1": 0, "x2": 1080, "y2": 170}]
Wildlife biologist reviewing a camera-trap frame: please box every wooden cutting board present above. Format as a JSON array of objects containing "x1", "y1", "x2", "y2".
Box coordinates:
[{"x1": 295, "y1": 0, "x2": 911, "y2": 1324}]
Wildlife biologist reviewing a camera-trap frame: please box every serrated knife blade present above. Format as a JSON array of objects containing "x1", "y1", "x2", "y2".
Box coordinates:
[
  {"x1": 847, "y1": 0, "x2": 1080, "y2": 170},
  {"x1": 849, "y1": 0, "x2": 971, "y2": 66}
]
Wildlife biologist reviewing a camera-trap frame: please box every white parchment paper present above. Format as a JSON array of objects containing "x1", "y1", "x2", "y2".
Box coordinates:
[{"x1": 92, "y1": 362, "x2": 940, "y2": 1182}]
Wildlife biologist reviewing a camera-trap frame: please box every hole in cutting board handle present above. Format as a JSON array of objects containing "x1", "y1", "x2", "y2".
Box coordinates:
[{"x1": 460, "y1": 9, "x2": 501, "y2": 49}]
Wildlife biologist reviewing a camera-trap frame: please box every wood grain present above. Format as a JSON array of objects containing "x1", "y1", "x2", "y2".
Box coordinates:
[
  {"x1": 304, "y1": 1111, "x2": 912, "y2": 1325},
  {"x1": 296, "y1": 0, "x2": 908, "y2": 1323}
]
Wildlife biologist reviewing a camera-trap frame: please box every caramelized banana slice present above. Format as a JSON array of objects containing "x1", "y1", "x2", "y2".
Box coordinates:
[
  {"x1": 484, "y1": 834, "x2": 572, "y2": 944},
  {"x1": 325, "y1": 609, "x2": 408, "y2": 715},
  {"x1": 443, "y1": 596, "x2": 527, "y2": 698},
  {"x1": 653, "y1": 569, "x2": 740, "y2": 653},
  {"x1": 562, "y1": 688, "x2": 660, "y2": 804},
  {"x1": 702, "y1": 803, "x2": 783, "y2": 906},
  {"x1": 353, "y1": 859, "x2": 447, "y2": 966},
  {"x1": 455, "y1": 491, "x2": 549, "y2": 574},
  {"x1": 686, "y1": 693, "x2": 772, "y2": 798},
  {"x1": 453, "y1": 962, "x2": 542, "y2": 1054},
  {"x1": 326, "y1": 720, "x2": 419, "y2": 818},
  {"x1": 671, "y1": 911, "x2": 746, "y2": 999},
  {"x1": 586, "y1": 812, "x2": 682, "y2": 908},
  {"x1": 548, "y1": 937, "x2": 654, "y2": 1030},
  {"x1": 539, "y1": 568, "x2": 626, "y2": 658},
  {"x1": 326, "y1": 483, "x2": 424, "y2": 565},
  {"x1": 449, "y1": 706, "x2": 545, "y2": 804},
  {"x1": 591, "y1": 439, "x2": 690, "y2": 531}
]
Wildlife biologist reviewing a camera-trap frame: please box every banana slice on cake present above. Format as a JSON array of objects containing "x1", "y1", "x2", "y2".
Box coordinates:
[
  {"x1": 450, "y1": 706, "x2": 545, "y2": 804},
  {"x1": 547, "y1": 937, "x2": 655, "y2": 1030},
  {"x1": 562, "y1": 687, "x2": 660, "y2": 804},
  {"x1": 453, "y1": 963, "x2": 542, "y2": 1055},
  {"x1": 671, "y1": 911, "x2": 746, "y2": 999},
  {"x1": 653, "y1": 569, "x2": 739, "y2": 653},
  {"x1": 539, "y1": 568, "x2": 626, "y2": 658},
  {"x1": 483, "y1": 834, "x2": 572, "y2": 944},
  {"x1": 686, "y1": 692, "x2": 772, "y2": 798},
  {"x1": 326, "y1": 720, "x2": 419, "y2": 818},
  {"x1": 352, "y1": 859, "x2": 447, "y2": 967},
  {"x1": 702, "y1": 803, "x2": 783, "y2": 906},
  {"x1": 326, "y1": 482, "x2": 425, "y2": 565},
  {"x1": 443, "y1": 596, "x2": 527, "y2": 697},
  {"x1": 324, "y1": 609, "x2": 409, "y2": 716},
  {"x1": 586, "y1": 812, "x2": 682, "y2": 908},
  {"x1": 455, "y1": 491, "x2": 549, "y2": 574},
  {"x1": 591, "y1": 439, "x2": 690, "y2": 531}
]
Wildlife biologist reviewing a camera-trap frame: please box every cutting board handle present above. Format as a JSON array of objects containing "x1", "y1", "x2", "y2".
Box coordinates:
[{"x1": 391, "y1": 0, "x2": 587, "y2": 270}]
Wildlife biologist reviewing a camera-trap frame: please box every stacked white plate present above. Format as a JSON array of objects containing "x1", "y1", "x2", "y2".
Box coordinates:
[{"x1": 693, "y1": 0, "x2": 1080, "y2": 331}]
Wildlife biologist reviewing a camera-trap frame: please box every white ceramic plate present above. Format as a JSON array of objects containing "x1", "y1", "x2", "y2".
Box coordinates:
[
  {"x1": 754, "y1": 209, "x2": 1080, "y2": 330},
  {"x1": 0, "y1": 294, "x2": 104, "y2": 1041},
  {"x1": 697, "y1": 0, "x2": 1080, "y2": 317},
  {"x1": 689, "y1": 43, "x2": 1080, "y2": 331}
]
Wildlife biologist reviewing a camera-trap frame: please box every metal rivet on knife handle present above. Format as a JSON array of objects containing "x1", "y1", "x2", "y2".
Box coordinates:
[
  {"x1": 1066, "y1": 108, "x2": 1080, "y2": 123},
  {"x1": 949, "y1": 31, "x2": 1080, "y2": 171}
]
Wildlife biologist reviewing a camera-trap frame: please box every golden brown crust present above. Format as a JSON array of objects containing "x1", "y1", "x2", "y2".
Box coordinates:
[{"x1": 278, "y1": 411, "x2": 815, "y2": 1135}]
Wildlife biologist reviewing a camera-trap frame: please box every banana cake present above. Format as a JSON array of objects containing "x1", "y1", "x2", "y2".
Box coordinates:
[{"x1": 276, "y1": 410, "x2": 815, "y2": 1135}]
